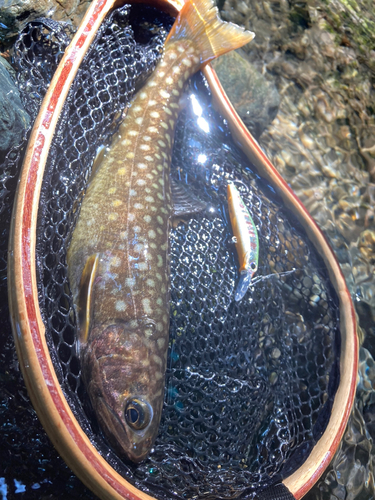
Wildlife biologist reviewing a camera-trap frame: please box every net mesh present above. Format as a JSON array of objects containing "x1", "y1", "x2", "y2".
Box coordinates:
[{"x1": 1, "y1": 5, "x2": 341, "y2": 500}]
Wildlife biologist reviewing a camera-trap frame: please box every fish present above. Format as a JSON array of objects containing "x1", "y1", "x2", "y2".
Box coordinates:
[
  {"x1": 67, "y1": 0, "x2": 254, "y2": 463},
  {"x1": 227, "y1": 182, "x2": 259, "y2": 301}
]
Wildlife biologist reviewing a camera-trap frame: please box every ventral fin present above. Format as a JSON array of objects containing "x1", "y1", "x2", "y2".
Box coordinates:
[
  {"x1": 77, "y1": 254, "x2": 99, "y2": 345},
  {"x1": 171, "y1": 177, "x2": 207, "y2": 218}
]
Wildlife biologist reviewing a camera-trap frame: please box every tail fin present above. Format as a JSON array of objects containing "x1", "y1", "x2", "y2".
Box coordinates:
[{"x1": 166, "y1": 0, "x2": 254, "y2": 66}]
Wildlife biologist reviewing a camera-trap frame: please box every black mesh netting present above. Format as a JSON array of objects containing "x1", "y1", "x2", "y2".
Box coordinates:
[{"x1": 1, "y1": 5, "x2": 341, "y2": 500}]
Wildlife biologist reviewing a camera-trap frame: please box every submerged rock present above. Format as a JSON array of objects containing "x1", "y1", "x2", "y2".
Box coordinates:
[
  {"x1": 0, "y1": 0, "x2": 90, "y2": 38},
  {"x1": 0, "y1": 56, "x2": 30, "y2": 151},
  {"x1": 211, "y1": 50, "x2": 280, "y2": 138}
]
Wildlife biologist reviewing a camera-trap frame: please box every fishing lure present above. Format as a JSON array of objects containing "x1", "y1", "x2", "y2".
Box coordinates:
[
  {"x1": 227, "y1": 182, "x2": 259, "y2": 301},
  {"x1": 67, "y1": 0, "x2": 254, "y2": 462}
]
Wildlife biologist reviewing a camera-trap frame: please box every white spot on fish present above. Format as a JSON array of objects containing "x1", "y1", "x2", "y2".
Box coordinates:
[
  {"x1": 173, "y1": 66, "x2": 181, "y2": 74},
  {"x1": 116, "y1": 300, "x2": 127, "y2": 312},
  {"x1": 160, "y1": 122, "x2": 168, "y2": 129},
  {"x1": 108, "y1": 187, "x2": 116, "y2": 194},
  {"x1": 159, "y1": 89, "x2": 170, "y2": 99},
  {"x1": 158, "y1": 140, "x2": 166, "y2": 148},
  {"x1": 140, "y1": 144, "x2": 150, "y2": 151},
  {"x1": 121, "y1": 139, "x2": 131, "y2": 146},
  {"x1": 148, "y1": 126, "x2": 158, "y2": 133},
  {"x1": 146, "y1": 196, "x2": 155, "y2": 203},
  {"x1": 148, "y1": 100, "x2": 157, "y2": 106},
  {"x1": 133, "y1": 105, "x2": 142, "y2": 113},
  {"x1": 120, "y1": 231, "x2": 128, "y2": 239},
  {"x1": 128, "y1": 213, "x2": 135, "y2": 221},
  {"x1": 112, "y1": 199, "x2": 122, "y2": 207},
  {"x1": 157, "y1": 216, "x2": 163, "y2": 224},
  {"x1": 150, "y1": 111, "x2": 160, "y2": 119},
  {"x1": 177, "y1": 46, "x2": 185, "y2": 53},
  {"x1": 156, "y1": 297, "x2": 163, "y2": 306},
  {"x1": 157, "y1": 338, "x2": 166, "y2": 348},
  {"x1": 166, "y1": 76, "x2": 173, "y2": 85},
  {"x1": 148, "y1": 81, "x2": 157, "y2": 87},
  {"x1": 157, "y1": 255, "x2": 163, "y2": 267},
  {"x1": 135, "y1": 117, "x2": 144, "y2": 125},
  {"x1": 157, "y1": 193, "x2": 164, "y2": 201},
  {"x1": 143, "y1": 136, "x2": 151, "y2": 141},
  {"x1": 144, "y1": 155, "x2": 153, "y2": 162},
  {"x1": 172, "y1": 89, "x2": 179, "y2": 96},
  {"x1": 168, "y1": 52, "x2": 177, "y2": 60},
  {"x1": 147, "y1": 279, "x2": 155, "y2": 287},
  {"x1": 126, "y1": 152, "x2": 135, "y2": 159},
  {"x1": 108, "y1": 213, "x2": 118, "y2": 221},
  {"x1": 137, "y1": 163, "x2": 147, "y2": 169},
  {"x1": 117, "y1": 167, "x2": 126, "y2": 175},
  {"x1": 128, "y1": 130, "x2": 138, "y2": 136},
  {"x1": 142, "y1": 298, "x2": 153, "y2": 314},
  {"x1": 110, "y1": 256, "x2": 121, "y2": 267},
  {"x1": 182, "y1": 58, "x2": 192, "y2": 67},
  {"x1": 153, "y1": 354, "x2": 162, "y2": 365},
  {"x1": 144, "y1": 215, "x2": 152, "y2": 223},
  {"x1": 129, "y1": 189, "x2": 137, "y2": 196},
  {"x1": 170, "y1": 103, "x2": 179, "y2": 109},
  {"x1": 165, "y1": 134, "x2": 171, "y2": 144},
  {"x1": 136, "y1": 179, "x2": 146, "y2": 186},
  {"x1": 178, "y1": 80, "x2": 183, "y2": 89},
  {"x1": 139, "y1": 92, "x2": 147, "y2": 99},
  {"x1": 134, "y1": 203, "x2": 143, "y2": 209},
  {"x1": 165, "y1": 108, "x2": 172, "y2": 115},
  {"x1": 148, "y1": 230, "x2": 156, "y2": 239},
  {"x1": 139, "y1": 262, "x2": 148, "y2": 271},
  {"x1": 125, "y1": 278, "x2": 136, "y2": 287},
  {"x1": 133, "y1": 225, "x2": 141, "y2": 232},
  {"x1": 134, "y1": 243, "x2": 143, "y2": 253}
]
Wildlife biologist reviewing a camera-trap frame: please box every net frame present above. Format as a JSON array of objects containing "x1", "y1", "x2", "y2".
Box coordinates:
[{"x1": 6, "y1": 1, "x2": 358, "y2": 499}]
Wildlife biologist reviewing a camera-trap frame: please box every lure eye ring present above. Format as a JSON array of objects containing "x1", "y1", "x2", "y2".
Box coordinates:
[
  {"x1": 125, "y1": 398, "x2": 152, "y2": 431},
  {"x1": 250, "y1": 261, "x2": 257, "y2": 271}
]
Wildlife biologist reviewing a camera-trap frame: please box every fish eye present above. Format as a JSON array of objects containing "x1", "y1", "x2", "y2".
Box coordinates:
[{"x1": 125, "y1": 399, "x2": 151, "y2": 431}]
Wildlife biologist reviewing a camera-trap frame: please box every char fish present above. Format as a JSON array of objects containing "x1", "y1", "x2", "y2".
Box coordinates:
[{"x1": 67, "y1": 0, "x2": 254, "y2": 462}]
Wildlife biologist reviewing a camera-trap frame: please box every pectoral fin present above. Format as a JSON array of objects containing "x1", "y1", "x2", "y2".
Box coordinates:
[
  {"x1": 77, "y1": 254, "x2": 99, "y2": 344},
  {"x1": 171, "y1": 177, "x2": 207, "y2": 217}
]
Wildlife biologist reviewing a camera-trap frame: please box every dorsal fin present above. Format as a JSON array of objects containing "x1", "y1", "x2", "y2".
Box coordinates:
[{"x1": 77, "y1": 254, "x2": 99, "y2": 344}]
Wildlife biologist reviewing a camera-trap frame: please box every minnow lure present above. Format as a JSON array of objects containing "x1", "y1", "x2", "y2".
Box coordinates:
[
  {"x1": 227, "y1": 183, "x2": 259, "y2": 301},
  {"x1": 67, "y1": 0, "x2": 254, "y2": 462}
]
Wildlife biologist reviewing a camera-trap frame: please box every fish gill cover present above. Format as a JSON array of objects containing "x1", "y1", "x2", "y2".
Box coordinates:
[{"x1": 1, "y1": 4, "x2": 340, "y2": 499}]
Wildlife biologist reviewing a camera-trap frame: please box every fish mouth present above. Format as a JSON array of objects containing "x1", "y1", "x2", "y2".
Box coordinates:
[{"x1": 98, "y1": 396, "x2": 152, "y2": 462}]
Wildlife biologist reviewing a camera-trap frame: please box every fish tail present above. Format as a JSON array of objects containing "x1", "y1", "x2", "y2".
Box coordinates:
[{"x1": 166, "y1": 0, "x2": 254, "y2": 66}]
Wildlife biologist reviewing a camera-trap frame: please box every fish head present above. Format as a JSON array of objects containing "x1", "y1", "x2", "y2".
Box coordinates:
[{"x1": 81, "y1": 319, "x2": 166, "y2": 462}]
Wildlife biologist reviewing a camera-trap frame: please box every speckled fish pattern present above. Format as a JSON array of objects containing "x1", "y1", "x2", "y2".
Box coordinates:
[
  {"x1": 67, "y1": 40, "x2": 201, "y2": 461},
  {"x1": 67, "y1": 0, "x2": 254, "y2": 463}
]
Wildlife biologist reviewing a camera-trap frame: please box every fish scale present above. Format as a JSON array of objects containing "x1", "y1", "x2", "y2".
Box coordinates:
[{"x1": 67, "y1": 0, "x2": 254, "y2": 463}]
